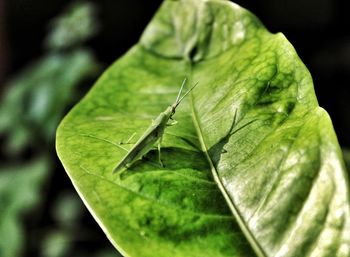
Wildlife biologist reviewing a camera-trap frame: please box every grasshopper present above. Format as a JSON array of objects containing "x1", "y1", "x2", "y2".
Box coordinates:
[{"x1": 113, "y1": 78, "x2": 198, "y2": 173}]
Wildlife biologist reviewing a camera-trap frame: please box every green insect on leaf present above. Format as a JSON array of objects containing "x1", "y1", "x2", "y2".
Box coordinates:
[{"x1": 113, "y1": 78, "x2": 198, "y2": 173}]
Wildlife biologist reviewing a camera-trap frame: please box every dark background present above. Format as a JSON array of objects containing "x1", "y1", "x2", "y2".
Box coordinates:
[{"x1": 0, "y1": 0, "x2": 349, "y2": 256}]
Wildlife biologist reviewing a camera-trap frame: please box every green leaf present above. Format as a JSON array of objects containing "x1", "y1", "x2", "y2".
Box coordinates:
[
  {"x1": 0, "y1": 157, "x2": 49, "y2": 257},
  {"x1": 56, "y1": 0, "x2": 350, "y2": 257}
]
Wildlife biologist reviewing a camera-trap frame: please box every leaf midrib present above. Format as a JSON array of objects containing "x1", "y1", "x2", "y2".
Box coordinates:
[{"x1": 188, "y1": 76, "x2": 267, "y2": 257}]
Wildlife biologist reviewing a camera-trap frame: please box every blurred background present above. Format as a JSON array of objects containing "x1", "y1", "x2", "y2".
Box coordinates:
[{"x1": 0, "y1": 0, "x2": 349, "y2": 256}]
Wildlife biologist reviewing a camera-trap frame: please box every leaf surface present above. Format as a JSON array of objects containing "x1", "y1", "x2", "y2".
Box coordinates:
[{"x1": 56, "y1": 0, "x2": 350, "y2": 256}]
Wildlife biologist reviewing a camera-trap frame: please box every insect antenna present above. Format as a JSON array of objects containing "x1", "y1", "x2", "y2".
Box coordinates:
[
  {"x1": 175, "y1": 77, "x2": 187, "y2": 104},
  {"x1": 174, "y1": 81, "x2": 199, "y2": 108}
]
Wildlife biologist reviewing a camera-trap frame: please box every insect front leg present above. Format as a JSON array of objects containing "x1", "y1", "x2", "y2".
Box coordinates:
[
  {"x1": 166, "y1": 119, "x2": 178, "y2": 126},
  {"x1": 120, "y1": 132, "x2": 136, "y2": 145},
  {"x1": 158, "y1": 136, "x2": 164, "y2": 167}
]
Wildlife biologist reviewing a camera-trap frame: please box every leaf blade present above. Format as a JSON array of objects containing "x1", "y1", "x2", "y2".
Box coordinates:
[
  {"x1": 56, "y1": 0, "x2": 350, "y2": 256},
  {"x1": 56, "y1": 46, "x2": 255, "y2": 257}
]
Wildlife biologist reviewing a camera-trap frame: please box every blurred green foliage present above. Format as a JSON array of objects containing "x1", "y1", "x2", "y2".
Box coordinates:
[
  {"x1": 51, "y1": 191, "x2": 84, "y2": 227},
  {"x1": 41, "y1": 230, "x2": 72, "y2": 257},
  {"x1": 0, "y1": 158, "x2": 49, "y2": 257},
  {"x1": 0, "y1": 1, "x2": 101, "y2": 155},
  {"x1": 0, "y1": 1, "x2": 121, "y2": 257},
  {"x1": 45, "y1": 1, "x2": 99, "y2": 50},
  {"x1": 0, "y1": 50, "x2": 100, "y2": 154}
]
